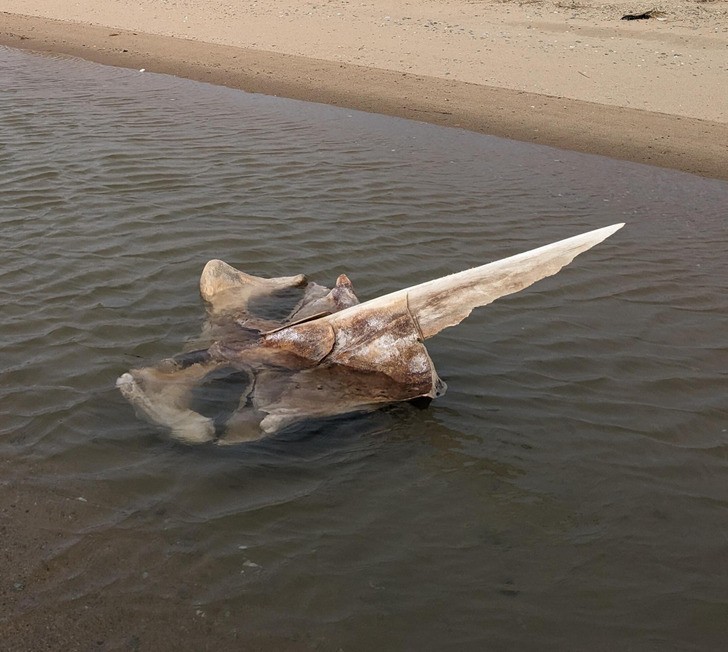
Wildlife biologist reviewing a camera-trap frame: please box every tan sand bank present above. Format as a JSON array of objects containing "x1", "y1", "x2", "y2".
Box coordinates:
[
  {"x1": 2, "y1": 0, "x2": 728, "y2": 120},
  {"x1": 1, "y1": 2, "x2": 727, "y2": 179}
]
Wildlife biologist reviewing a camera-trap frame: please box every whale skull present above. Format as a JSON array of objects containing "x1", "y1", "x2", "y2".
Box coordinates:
[{"x1": 117, "y1": 224, "x2": 624, "y2": 444}]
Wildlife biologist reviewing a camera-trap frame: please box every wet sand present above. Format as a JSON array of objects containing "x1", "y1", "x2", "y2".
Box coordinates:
[
  {"x1": 2, "y1": 466, "x2": 305, "y2": 651},
  {"x1": 0, "y1": 2, "x2": 727, "y2": 179}
]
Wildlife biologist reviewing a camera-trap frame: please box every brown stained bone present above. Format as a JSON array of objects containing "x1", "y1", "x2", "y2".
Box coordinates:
[
  {"x1": 261, "y1": 286, "x2": 442, "y2": 387},
  {"x1": 117, "y1": 224, "x2": 624, "y2": 444},
  {"x1": 254, "y1": 293, "x2": 444, "y2": 432},
  {"x1": 261, "y1": 319, "x2": 336, "y2": 363}
]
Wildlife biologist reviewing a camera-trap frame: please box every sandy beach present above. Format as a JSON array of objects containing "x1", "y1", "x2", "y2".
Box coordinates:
[{"x1": 0, "y1": 0, "x2": 727, "y2": 178}]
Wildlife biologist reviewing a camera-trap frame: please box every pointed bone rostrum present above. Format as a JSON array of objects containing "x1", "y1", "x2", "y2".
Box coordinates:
[{"x1": 268, "y1": 224, "x2": 625, "y2": 356}]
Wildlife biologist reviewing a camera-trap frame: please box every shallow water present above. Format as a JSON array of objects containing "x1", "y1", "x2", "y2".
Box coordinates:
[{"x1": 1, "y1": 47, "x2": 727, "y2": 650}]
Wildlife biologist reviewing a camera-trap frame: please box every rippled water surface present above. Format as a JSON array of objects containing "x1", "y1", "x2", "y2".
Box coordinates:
[{"x1": 1, "y1": 47, "x2": 727, "y2": 650}]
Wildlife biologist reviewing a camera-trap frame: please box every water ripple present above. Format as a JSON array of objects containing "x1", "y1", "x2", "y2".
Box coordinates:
[{"x1": 1, "y1": 46, "x2": 728, "y2": 649}]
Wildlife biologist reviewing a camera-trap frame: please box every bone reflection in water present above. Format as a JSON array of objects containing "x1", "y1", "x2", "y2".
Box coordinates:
[{"x1": 116, "y1": 224, "x2": 624, "y2": 444}]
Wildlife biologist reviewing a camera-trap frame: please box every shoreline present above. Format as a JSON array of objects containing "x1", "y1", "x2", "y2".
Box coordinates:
[{"x1": 2, "y1": 10, "x2": 727, "y2": 181}]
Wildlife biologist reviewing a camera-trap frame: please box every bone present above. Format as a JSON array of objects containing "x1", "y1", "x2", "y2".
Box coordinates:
[
  {"x1": 116, "y1": 366, "x2": 218, "y2": 444},
  {"x1": 117, "y1": 224, "x2": 624, "y2": 443},
  {"x1": 199, "y1": 258, "x2": 307, "y2": 315},
  {"x1": 298, "y1": 223, "x2": 625, "y2": 340}
]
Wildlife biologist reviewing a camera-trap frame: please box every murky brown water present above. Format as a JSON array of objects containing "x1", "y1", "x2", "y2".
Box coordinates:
[{"x1": 1, "y1": 47, "x2": 727, "y2": 650}]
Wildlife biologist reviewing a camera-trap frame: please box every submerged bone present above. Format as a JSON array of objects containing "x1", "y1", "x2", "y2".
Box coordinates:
[
  {"x1": 252, "y1": 363, "x2": 444, "y2": 434},
  {"x1": 118, "y1": 224, "x2": 624, "y2": 443},
  {"x1": 200, "y1": 259, "x2": 307, "y2": 315},
  {"x1": 116, "y1": 365, "x2": 218, "y2": 444}
]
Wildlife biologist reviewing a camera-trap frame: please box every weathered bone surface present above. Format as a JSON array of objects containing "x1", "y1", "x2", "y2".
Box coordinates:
[{"x1": 117, "y1": 223, "x2": 624, "y2": 444}]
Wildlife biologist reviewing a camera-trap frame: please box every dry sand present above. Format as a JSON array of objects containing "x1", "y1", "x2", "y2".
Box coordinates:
[{"x1": 0, "y1": 0, "x2": 727, "y2": 178}]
